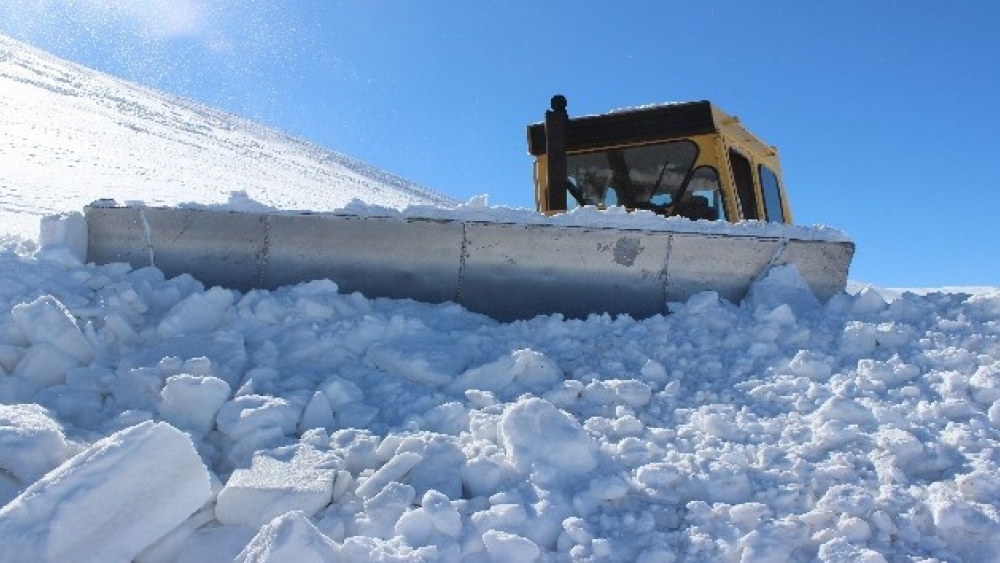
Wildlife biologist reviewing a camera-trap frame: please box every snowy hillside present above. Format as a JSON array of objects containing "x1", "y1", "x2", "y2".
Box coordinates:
[
  {"x1": 0, "y1": 33, "x2": 456, "y2": 240},
  {"x1": 2, "y1": 35, "x2": 1000, "y2": 563}
]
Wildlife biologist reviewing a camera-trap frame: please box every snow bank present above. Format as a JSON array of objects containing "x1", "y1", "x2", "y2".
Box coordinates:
[{"x1": 1, "y1": 240, "x2": 999, "y2": 561}]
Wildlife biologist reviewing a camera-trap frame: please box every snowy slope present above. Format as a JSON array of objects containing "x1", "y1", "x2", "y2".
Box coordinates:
[
  {"x1": 0, "y1": 33, "x2": 456, "y2": 240},
  {"x1": 2, "y1": 35, "x2": 1000, "y2": 563}
]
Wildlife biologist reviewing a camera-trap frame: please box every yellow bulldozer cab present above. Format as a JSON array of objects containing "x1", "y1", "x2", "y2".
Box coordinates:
[{"x1": 527, "y1": 100, "x2": 792, "y2": 224}]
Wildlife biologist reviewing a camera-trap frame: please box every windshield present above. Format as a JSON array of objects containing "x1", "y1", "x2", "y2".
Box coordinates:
[{"x1": 566, "y1": 140, "x2": 699, "y2": 209}]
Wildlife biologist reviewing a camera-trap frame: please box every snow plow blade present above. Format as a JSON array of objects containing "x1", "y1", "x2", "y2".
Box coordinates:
[{"x1": 84, "y1": 205, "x2": 854, "y2": 321}]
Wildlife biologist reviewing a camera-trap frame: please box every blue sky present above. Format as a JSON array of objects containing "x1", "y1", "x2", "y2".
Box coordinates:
[{"x1": 2, "y1": 1, "x2": 999, "y2": 288}]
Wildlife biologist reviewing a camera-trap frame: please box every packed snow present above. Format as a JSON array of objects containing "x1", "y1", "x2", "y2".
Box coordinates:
[{"x1": 2, "y1": 31, "x2": 1000, "y2": 563}]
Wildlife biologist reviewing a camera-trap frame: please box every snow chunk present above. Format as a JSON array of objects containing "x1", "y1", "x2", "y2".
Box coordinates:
[
  {"x1": 927, "y1": 483, "x2": 1000, "y2": 560},
  {"x1": 355, "y1": 451, "x2": 423, "y2": 500},
  {"x1": 680, "y1": 290, "x2": 725, "y2": 315},
  {"x1": 158, "y1": 287, "x2": 235, "y2": 338},
  {"x1": 857, "y1": 356, "x2": 919, "y2": 386},
  {"x1": 499, "y1": 398, "x2": 598, "y2": 477},
  {"x1": 816, "y1": 484, "x2": 875, "y2": 517},
  {"x1": 744, "y1": 263, "x2": 820, "y2": 317},
  {"x1": 11, "y1": 343, "x2": 80, "y2": 389},
  {"x1": 159, "y1": 375, "x2": 231, "y2": 436},
  {"x1": 707, "y1": 465, "x2": 753, "y2": 504},
  {"x1": 368, "y1": 335, "x2": 470, "y2": 386},
  {"x1": 969, "y1": 362, "x2": 1000, "y2": 405},
  {"x1": 839, "y1": 322, "x2": 880, "y2": 358},
  {"x1": 635, "y1": 463, "x2": 684, "y2": 491},
  {"x1": 849, "y1": 286, "x2": 888, "y2": 315},
  {"x1": 586, "y1": 379, "x2": 652, "y2": 408},
  {"x1": 38, "y1": 212, "x2": 88, "y2": 263},
  {"x1": 789, "y1": 350, "x2": 833, "y2": 380},
  {"x1": 815, "y1": 396, "x2": 877, "y2": 427},
  {"x1": 215, "y1": 395, "x2": 300, "y2": 467},
  {"x1": 236, "y1": 511, "x2": 341, "y2": 563},
  {"x1": 300, "y1": 391, "x2": 336, "y2": 433},
  {"x1": 0, "y1": 421, "x2": 211, "y2": 563},
  {"x1": 353, "y1": 481, "x2": 416, "y2": 539},
  {"x1": 874, "y1": 428, "x2": 924, "y2": 463},
  {"x1": 483, "y1": 530, "x2": 541, "y2": 563},
  {"x1": 0, "y1": 403, "x2": 73, "y2": 483},
  {"x1": 817, "y1": 537, "x2": 887, "y2": 563},
  {"x1": 216, "y1": 444, "x2": 341, "y2": 528},
  {"x1": 452, "y1": 348, "x2": 563, "y2": 395},
  {"x1": 392, "y1": 433, "x2": 465, "y2": 499},
  {"x1": 11, "y1": 295, "x2": 95, "y2": 364},
  {"x1": 121, "y1": 332, "x2": 247, "y2": 387},
  {"x1": 319, "y1": 376, "x2": 365, "y2": 408},
  {"x1": 395, "y1": 490, "x2": 462, "y2": 547},
  {"x1": 956, "y1": 469, "x2": 1000, "y2": 503}
]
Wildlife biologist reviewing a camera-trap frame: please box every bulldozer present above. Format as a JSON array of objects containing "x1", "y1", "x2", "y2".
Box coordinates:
[{"x1": 83, "y1": 96, "x2": 854, "y2": 321}]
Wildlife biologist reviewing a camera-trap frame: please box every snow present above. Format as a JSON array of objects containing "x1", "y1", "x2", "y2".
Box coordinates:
[
  {"x1": 309, "y1": 198, "x2": 852, "y2": 243},
  {"x1": 0, "y1": 403, "x2": 75, "y2": 485},
  {"x1": 235, "y1": 512, "x2": 342, "y2": 563},
  {"x1": 216, "y1": 444, "x2": 341, "y2": 528},
  {"x1": 4, "y1": 244, "x2": 997, "y2": 562},
  {"x1": 0, "y1": 421, "x2": 211, "y2": 563},
  {"x1": 2, "y1": 31, "x2": 1000, "y2": 563},
  {"x1": 0, "y1": 33, "x2": 456, "y2": 241}
]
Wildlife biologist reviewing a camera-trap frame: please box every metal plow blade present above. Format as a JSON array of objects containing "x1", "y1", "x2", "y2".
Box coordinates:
[{"x1": 85, "y1": 206, "x2": 854, "y2": 322}]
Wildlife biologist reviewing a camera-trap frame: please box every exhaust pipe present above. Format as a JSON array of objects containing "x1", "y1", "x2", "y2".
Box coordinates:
[{"x1": 544, "y1": 95, "x2": 568, "y2": 211}]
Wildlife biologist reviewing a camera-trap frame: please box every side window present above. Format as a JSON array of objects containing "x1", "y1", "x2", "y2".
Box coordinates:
[
  {"x1": 759, "y1": 165, "x2": 785, "y2": 223},
  {"x1": 728, "y1": 148, "x2": 759, "y2": 220}
]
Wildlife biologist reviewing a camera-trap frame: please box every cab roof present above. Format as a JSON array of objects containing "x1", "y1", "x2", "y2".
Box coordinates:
[{"x1": 527, "y1": 100, "x2": 740, "y2": 157}]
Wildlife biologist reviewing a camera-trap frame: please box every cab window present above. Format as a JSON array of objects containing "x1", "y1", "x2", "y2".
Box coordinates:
[
  {"x1": 728, "y1": 148, "x2": 759, "y2": 220},
  {"x1": 566, "y1": 140, "x2": 699, "y2": 210},
  {"x1": 675, "y1": 165, "x2": 725, "y2": 221},
  {"x1": 759, "y1": 165, "x2": 785, "y2": 222}
]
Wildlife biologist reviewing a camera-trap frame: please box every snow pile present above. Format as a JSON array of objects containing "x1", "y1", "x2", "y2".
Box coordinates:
[{"x1": 1, "y1": 241, "x2": 998, "y2": 562}]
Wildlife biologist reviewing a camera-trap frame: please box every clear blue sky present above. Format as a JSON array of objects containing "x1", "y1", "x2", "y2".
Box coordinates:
[{"x1": 2, "y1": 1, "x2": 999, "y2": 288}]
